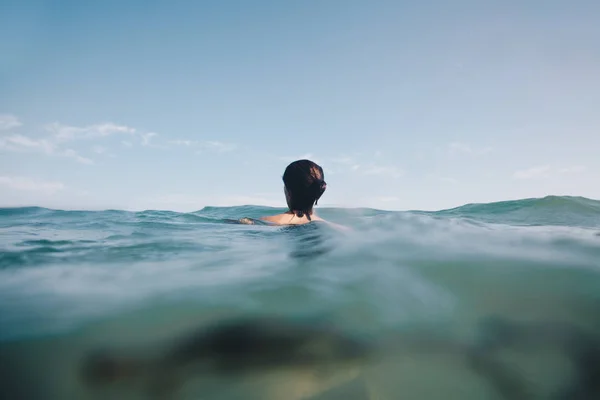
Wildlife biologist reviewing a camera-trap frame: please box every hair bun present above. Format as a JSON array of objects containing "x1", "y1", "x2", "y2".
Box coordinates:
[{"x1": 311, "y1": 179, "x2": 326, "y2": 192}]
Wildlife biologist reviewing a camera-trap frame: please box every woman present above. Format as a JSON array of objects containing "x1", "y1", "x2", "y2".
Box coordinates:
[
  {"x1": 240, "y1": 159, "x2": 348, "y2": 229},
  {"x1": 260, "y1": 159, "x2": 327, "y2": 225}
]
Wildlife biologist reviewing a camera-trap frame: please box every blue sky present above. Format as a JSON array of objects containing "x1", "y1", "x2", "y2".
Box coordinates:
[{"x1": 1, "y1": 0, "x2": 599, "y2": 211}]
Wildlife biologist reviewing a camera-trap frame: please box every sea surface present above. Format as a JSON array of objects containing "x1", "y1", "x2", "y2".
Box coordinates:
[{"x1": 1, "y1": 196, "x2": 599, "y2": 399}]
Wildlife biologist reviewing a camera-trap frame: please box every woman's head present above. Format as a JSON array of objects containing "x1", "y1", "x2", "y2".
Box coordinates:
[{"x1": 282, "y1": 159, "x2": 326, "y2": 220}]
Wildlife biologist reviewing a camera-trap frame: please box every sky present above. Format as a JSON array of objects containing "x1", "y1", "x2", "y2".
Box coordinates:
[{"x1": 1, "y1": 0, "x2": 599, "y2": 212}]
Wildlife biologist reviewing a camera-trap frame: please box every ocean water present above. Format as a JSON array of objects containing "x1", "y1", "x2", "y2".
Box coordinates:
[{"x1": 1, "y1": 195, "x2": 599, "y2": 399}]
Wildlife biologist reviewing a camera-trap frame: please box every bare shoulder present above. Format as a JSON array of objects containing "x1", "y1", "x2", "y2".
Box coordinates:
[
  {"x1": 259, "y1": 214, "x2": 286, "y2": 225},
  {"x1": 260, "y1": 213, "x2": 312, "y2": 226}
]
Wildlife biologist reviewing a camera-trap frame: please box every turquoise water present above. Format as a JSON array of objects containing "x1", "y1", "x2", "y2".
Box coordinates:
[{"x1": 1, "y1": 196, "x2": 599, "y2": 399}]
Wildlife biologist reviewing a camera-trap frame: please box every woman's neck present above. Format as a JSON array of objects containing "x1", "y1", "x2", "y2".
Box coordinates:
[{"x1": 287, "y1": 209, "x2": 313, "y2": 216}]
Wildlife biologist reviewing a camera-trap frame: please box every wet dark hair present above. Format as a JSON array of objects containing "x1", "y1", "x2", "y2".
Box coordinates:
[{"x1": 283, "y1": 160, "x2": 326, "y2": 221}]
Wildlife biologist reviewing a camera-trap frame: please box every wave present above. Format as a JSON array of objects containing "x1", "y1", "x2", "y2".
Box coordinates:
[
  {"x1": 1, "y1": 195, "x2": 599, "y2": 229},
  {"x1": 432, "y1": 195, "x2": 600, "y2": 228}
]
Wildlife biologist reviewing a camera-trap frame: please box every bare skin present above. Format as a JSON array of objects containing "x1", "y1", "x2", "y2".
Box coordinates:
[
  {"x1": 240, "y1": 187, "x2": 351, "y2": 230},
  {"x1": 260, "y1": 212, "x2": 324, "y2": 226},
  {"x1": 259, "y1": 212, "x2": 352, "y2": 232}
]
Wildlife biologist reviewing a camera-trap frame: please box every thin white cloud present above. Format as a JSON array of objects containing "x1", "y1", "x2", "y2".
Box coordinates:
[
  {"x1": 558, "y1": 165, "x2": 587, "y2": 174},
  {"x1": 0, "y1": 134, "x2": 55, "y2": 153},
  {"x1": 169, "y1": 139, "x2": 196, "y2": 147},
  {"x1": 46, "y1": 121, "x2": 160, "y2": 149},
  {"x1": 1, "y1": 119, "x2": 159, "y2": 164},
  {"x1": 448, "y1": 142, "x2": 493, "y2": 156},
  {"x1": 0, "y1": 134, "x2": 93, "y2": 164},
  {"x1": 62, "y1": 148, "x2": 94, "y2": 164},
  {"x1": 513, "y1": 165, "x2": 586, "y2": 180},
  {"x1": 0, "y1": 114, "x2": 22, "y2": 131},
  {"x1": 140, "y1": 132, "x2": 158, "y2": 147},
  {"x1": 0, "y1": 176, "x2": 65, "y2": 194},
  {"x1": 46, "y1": 122, "x2": 136, "y2": 141},
  {"x1": 169, "y1": 139, "x2": 237, "y2": 153}
]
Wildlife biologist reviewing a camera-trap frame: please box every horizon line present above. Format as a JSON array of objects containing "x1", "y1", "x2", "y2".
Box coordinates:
[{"x1": 0, "y1": 194, "x2": 597, "y2": 214}]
